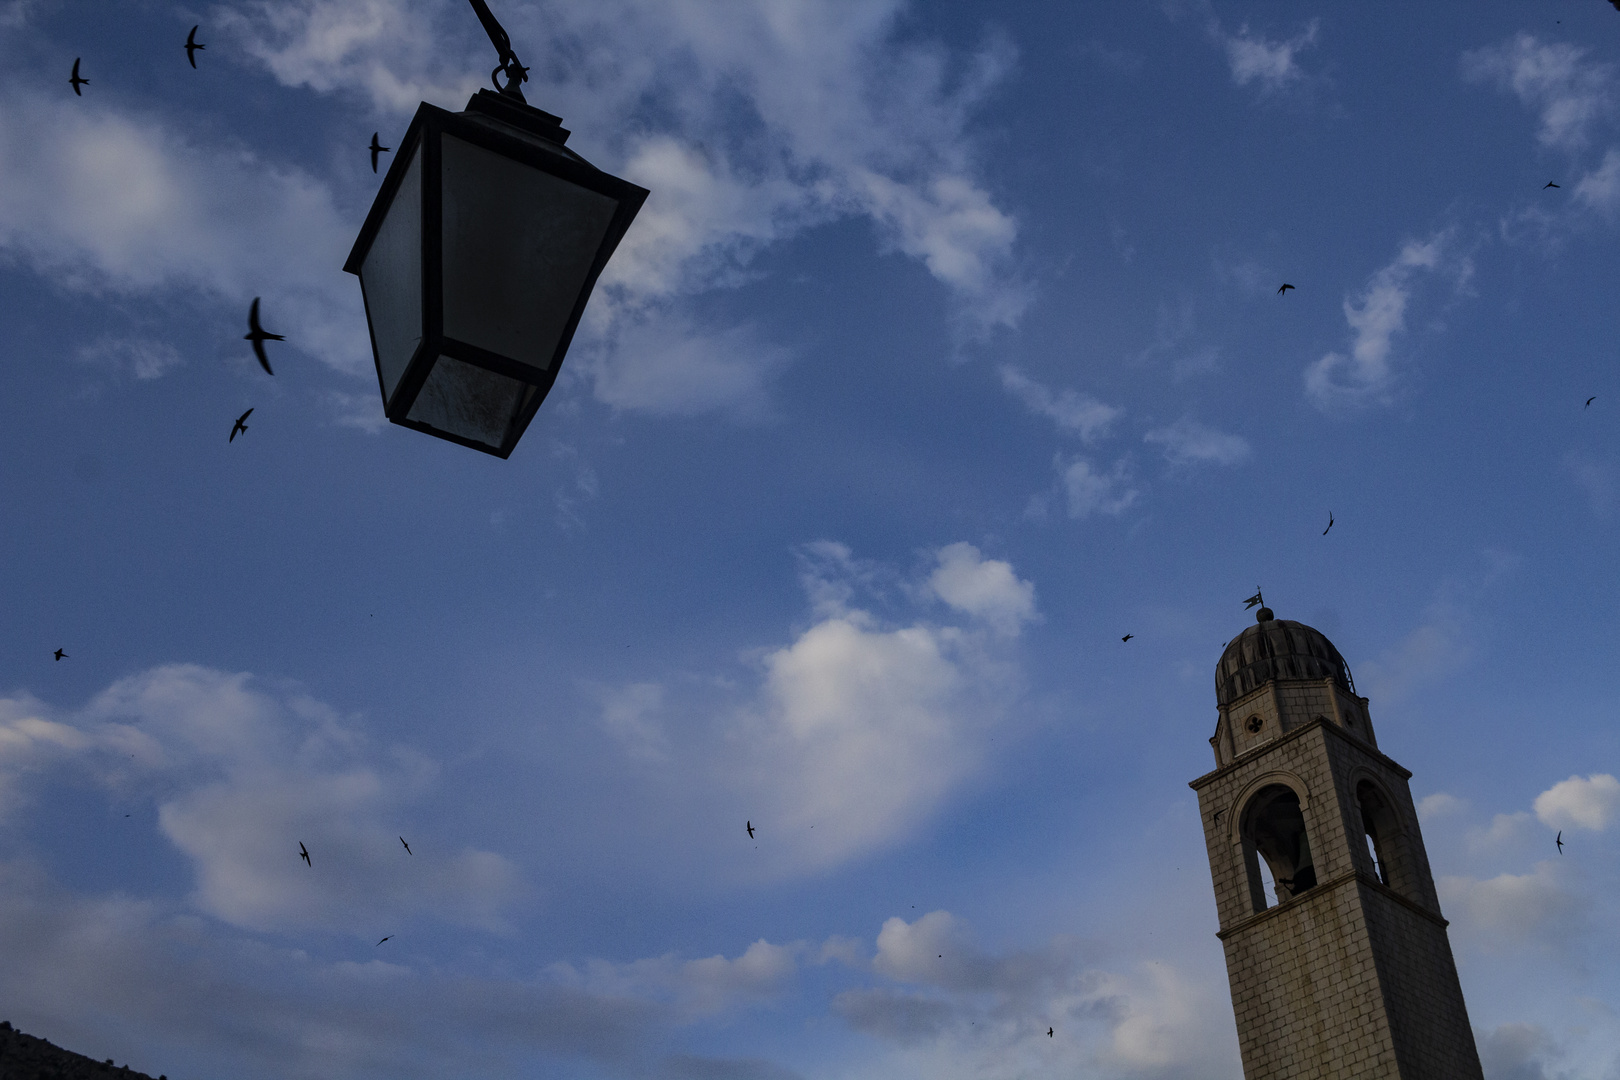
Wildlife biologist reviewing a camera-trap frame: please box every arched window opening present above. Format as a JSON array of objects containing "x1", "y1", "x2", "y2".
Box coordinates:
[
  {"x1": 1357, "y1": 780, "x2": 1402, "y2": 890},
  {"x1": 1240, "y1": 785, "x2": 1317, "y2": 912}
]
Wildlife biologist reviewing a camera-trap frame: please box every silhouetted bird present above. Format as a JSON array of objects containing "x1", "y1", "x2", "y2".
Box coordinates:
[
  {"x1": 230, "y1": 407, "x2": 253, "y2": 442},
  {"x1": 1048, "y1": 1028, "x2": 1054, "y2": 1038},
  {"x1": 184, "y1": 26, "x2": 205, "y2": 68},
  {"x1": 1557, "y1": 831, "x2": 1564, "y2": 854},
  {"x1": 54, "y1": 649, "x2": 67, "y2": 661},
  {"x1": 377, "y1": 936, "x2": 392, "y2": 945},
  {"x1": 299, "y1": 841, "x2": 311, "y2": 867},
  {"x1": 1121, "y1": 634, "x2": 1133, "y2": 642},
  {"x1": 746, "y1": 821, "x2": 755, "y2": 839},
  {"x1": 400, "y1": 836, "x2": 412, "y2": 854},
  {"x1": 1544, "y1": 181, "x2": 1560, "y2": 189},
  {"x1": 1586, "y1": 397, "x2": 1597, "y2": 408},
  {"x1": 69, "y1": 58, "x2": 88, "y2": 95},
  {"x1": 1277, "y1": 283, "x2": 1295, "y2": 294},
  {"x1": 1323, "y1": 511, "x2": 1334, "y2": 535},
  {"x1": 245, "y1": 298, "x2": 283, "y2": 375},
  {"x1": 370, "y1": 132, "x2": 391, "y2": 174}
]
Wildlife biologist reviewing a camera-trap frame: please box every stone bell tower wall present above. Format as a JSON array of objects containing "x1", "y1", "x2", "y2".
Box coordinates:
[
  {"x1": 1194, "y1": 644, "x2": 1483, "y2": 1079},
  {"x1": 1360, "y1": 885, "x2": 1483, "y2": 1079},
  {"x1": 1220, "y1": 881, "x2": 1400, "y2": 1078}
]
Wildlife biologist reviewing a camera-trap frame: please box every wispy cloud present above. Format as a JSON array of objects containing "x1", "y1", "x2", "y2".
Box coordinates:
[
  {"x1": 1463, "y1": 35, "x2": 1615, "y2": 152},
  {"x1": 3, "y1": 667, "x2": 523, "y2": 935},
  {"x1": 1143, "y1": 418, "x2": 1250, "y2": 468},
  {"x1": 0, "y1": 90, "x2": 369, "y2": 376},
  {"x1": 1575, "y1": 148, "x2": 1620, "y2": 217},
  {"x1": 214, "y1": 0, "x2": 1029, "y2": 417},
  {"x1": 1054, "y1": 455, "x2": 1138, "y2": 519},
  {"x1": 998, "y1": 366, "x2": 1121, "y2": 442},
  {"x1": 1304, "y1": 231, "x2": 1468, "y2": 409},
  {"x1": 75, "y1": 336, "x2": 184, "y2": 381},
  {"x1": 1215, "y1": 19, "x2": 1320, "y2": 96}
]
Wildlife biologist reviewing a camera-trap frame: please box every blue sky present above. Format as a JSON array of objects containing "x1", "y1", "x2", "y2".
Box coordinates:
[{"x1": 3, "y1": 0, "x2": 1620, "y2": 1077}]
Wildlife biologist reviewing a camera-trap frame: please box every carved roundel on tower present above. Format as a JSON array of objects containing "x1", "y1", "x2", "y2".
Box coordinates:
[{"x1": 1246, "y1": 715, "x2": 1264, "y2": 733}]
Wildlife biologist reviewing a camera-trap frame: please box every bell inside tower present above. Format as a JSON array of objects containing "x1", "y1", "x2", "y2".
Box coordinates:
[{"x1": 1241, "y1": 785, "x2": 1318, "y2": 911}]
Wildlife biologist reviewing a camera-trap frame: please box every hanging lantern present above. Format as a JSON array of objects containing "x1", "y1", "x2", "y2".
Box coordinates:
[{"x1": 344, "y1": 7, "x2": 647, "y2": 458}]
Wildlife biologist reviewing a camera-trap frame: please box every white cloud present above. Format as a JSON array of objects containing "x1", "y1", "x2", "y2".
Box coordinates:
[
  {"x1": 577, "y1": 316, "x2": 790, "y2": 420},
  {"x1": 1439, "y1": 862, "x2": 1587, "y2": 950},
  {"x1": 926, "y1": 543, "x2": 1037, "y2": 638},
  {"x1": 551, "y1": 938, "x2": 802, "y2": 1021},
  {"x1": 1, "y1": 666, "x2": 524, "y2": 936},
  {"x1": 1355, "y1": 598, "x2": 1469, "y2": 702},
  {"x1": 1477, "y1": 1023, "x2": 1557, "y2": 1080},
  {"x1": 1575, "y1": 148, "x2": 1620, "y2": 216},
  {"x1": 998, "y1": 366, "x2": 1121, "y2": 442},
  {"x1": 1418, "y1": 792, "x2": 1469, "y2": 820},
  {"x1": 1142, "y1": 417, "x2": 1250, "y2": 467},
  {"x1": 596, "y1": 682, "x2": 670, "y2": 761},
  {"x1": 738, "y1": 542, "x2": 1027, "y2": 871},
  {"x1": 1056, "y1": 455, "x2": 1138, "y2": 519},
  {"x1": 1467, "y1": 811, "x2": 1536, "y2": 856},
  {"x1": 747, "y1": 614, "x2": 979, "y2": 867},
  {"x1": 75, "y1": 336, "x2": 184, "y2": 381},
  {"x1": 835, "y1": 911, "x2": 1238, "y2": 1079},
  {"x1": 1534, "y1": 774, "x2": 1620, "y2": 832},
  {"x1": 0, "y1": 90, "x2": 369, "y2": 376},
  {"x1": 1564, "y1": 451, "x2": 1617, "y2": 515},
  {"x1": 1216, "y1": 20, "x2": 1320, "y2": 95},
  {"x1": 1462, "y1": 35, "x2": 1615, "y2": 151},
  {"x1": 1304, "y1": 232, "x2": 1462, "y2": 409}
]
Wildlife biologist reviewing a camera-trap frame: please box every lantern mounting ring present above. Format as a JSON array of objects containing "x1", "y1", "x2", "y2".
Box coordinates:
[{"x1": 467, "y1": 0, "x2": 530, "y2": 102}]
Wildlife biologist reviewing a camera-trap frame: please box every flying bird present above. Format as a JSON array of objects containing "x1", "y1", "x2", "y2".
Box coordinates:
[
  {"x1": 370, "y1": 132, "x2": 391, "y2": 174},
  {"x1": 377, "y1": 936, "x2": 392, "y2": 945},
  {"x1": 1544, "y1": 181, "x2": 1560, "y2": 189},
  {"x1": 1277, "y1": 283, "x2": 1295, "y2": 294},
  {"x1": 184, "y1": 26, "x2": 205, "y2": 68},
  {"x1": 1323, "y1": 511, "x2": 1334, "y2": 536},
  {"x1": 400, "y1": 836, "x2": 412, "y2": 854},
  {"x1": 244, "y1": 297, "x2": 283, "y2": 375},
  {"x1": 746, "y1": 821, "x2": 755, "y2": 839},
  {"x1": 1048, "y1": 1028, "x2": 1054, "y2": 1038},
  {"x1": 1557, "y1": 831, "x2": 1564, "y2": 854},
  {"x1": 69, "y1": 58, "x2": 88, "y2": 95},
  {"x1": 1586, "y1": 396, "x2": 1597, "y2": 409},
  {"x1": 1121, "y1": 634, "x2": 1133, "y2": 642},
  {"x1": 299, "y1": 841, "x2": 311, "y2": 867},
  {"x1": 229, "y1": 407, "x2": 253, "y2": 442},
  {"x1": 54, "y1": 649, "x2": 67, "y2": 661}
]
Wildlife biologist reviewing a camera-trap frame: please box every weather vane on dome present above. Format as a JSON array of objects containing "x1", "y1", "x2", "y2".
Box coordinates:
[{"x1": 1243, "y1": 588, "x2": 1264, "y2": 610}]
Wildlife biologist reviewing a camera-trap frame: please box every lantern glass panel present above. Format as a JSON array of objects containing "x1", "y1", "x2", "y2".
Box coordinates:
[
  {"x1": 440, "y1": 133, "x2": 619, "y2": 371},
  {"x1": 405, "y1": 354, "x2": 537, "y2": 449},
  {"x1": 359, "y1": 144, "x2": 424, "y2": 404}
]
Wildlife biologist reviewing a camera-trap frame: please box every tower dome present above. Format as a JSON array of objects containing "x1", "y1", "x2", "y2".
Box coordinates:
[{"x1": 1216, "y1": 608, "x2": 1354, "y2": 706}]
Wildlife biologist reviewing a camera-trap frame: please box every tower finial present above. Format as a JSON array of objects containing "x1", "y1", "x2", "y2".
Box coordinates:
[{"x1": 1243, "y1": 587, "x2": 1271, "y2": 622}]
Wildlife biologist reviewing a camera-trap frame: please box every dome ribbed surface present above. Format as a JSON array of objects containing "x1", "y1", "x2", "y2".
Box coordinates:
[{"x1": 1216, "y1": 618, "x2": 1353, "y2": 706}]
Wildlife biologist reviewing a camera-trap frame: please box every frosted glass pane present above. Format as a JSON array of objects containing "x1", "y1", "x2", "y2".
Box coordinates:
[
  {"x1": 441, "y1": 134, "x2": 617, "y2": 372},
  {"x1": 405, "y1": 355, "x2": 535, "y2": 449},
  {"x1": 360, "y1": 145, "x2": 424, "y2": 403}
]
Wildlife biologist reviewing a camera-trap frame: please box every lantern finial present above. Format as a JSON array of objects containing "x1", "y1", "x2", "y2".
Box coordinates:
[{"x1": 466, "y1": 0, "x2": 530, "y2": 102}]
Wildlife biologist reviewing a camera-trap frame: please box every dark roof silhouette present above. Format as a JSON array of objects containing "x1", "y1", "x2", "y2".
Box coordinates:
[
  {"x1": 1216, "y1": 609, "x2": 1354, "y2": 706},
  {"x1": 0, "y1": 1020, "x2": 166, "y2": 1080}
]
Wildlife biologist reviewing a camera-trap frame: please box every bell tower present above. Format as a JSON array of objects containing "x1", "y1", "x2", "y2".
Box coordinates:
[{"x1": 1190, "y1": 604, "x2": 1483, "y2": 1079}]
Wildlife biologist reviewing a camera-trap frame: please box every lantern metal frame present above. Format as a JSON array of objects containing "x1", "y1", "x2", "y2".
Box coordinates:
[{"x1": 344, "y1": 92, "x2": 647, "y2": 457}]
